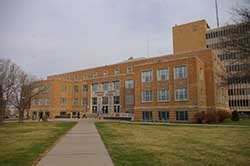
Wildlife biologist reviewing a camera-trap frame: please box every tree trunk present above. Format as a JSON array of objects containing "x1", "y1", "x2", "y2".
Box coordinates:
[{"x1": 0, "y1": 85, "x2": 5, "y2": 123}]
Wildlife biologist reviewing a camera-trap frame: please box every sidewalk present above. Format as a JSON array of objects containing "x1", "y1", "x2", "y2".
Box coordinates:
[{"x1": 37, "y1": 119, "x2": 114, "y2": 166}]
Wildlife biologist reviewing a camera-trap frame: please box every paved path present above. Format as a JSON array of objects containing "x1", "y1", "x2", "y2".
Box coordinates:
[{"x1": 37, "y1": 120, "x2": 114, "y2": 166}]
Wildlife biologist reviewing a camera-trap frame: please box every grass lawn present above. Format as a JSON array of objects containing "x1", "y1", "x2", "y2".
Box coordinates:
[
  {"x1": 0, "y1": 121, "x2": 77, "y2": 166},
  {"x1": 96, "y1": 122, "x2": 250, "y2": 166},
  {"x1": 223, "y1": 119, "x2": 250, "y2": 126}
]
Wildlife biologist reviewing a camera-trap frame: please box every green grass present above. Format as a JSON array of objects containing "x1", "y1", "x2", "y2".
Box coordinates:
[
  {"x1": 0, "y1": 121, "x2": 77, "y2": 166},
  {"x1": 96, "y1": 122, "x2": 250, "y2": 166},
  {"x1": 223, "y1": 119, "x2": 250, "y2": 126}
]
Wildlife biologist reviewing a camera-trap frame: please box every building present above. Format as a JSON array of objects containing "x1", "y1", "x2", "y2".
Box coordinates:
[
  {"x1": 173, "y1": 19, "x2": 250, "y2": 115},
  {"x1": 29, "y1": 20, "x2": 229, "y2": 122},
  {"x1": 206, "y1": 24, "x2": 250, "y2": 115}
]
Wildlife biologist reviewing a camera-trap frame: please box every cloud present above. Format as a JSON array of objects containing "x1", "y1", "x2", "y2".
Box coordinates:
[{"x1": 0, "y1": 0, "x2": 248, "y2": 78}]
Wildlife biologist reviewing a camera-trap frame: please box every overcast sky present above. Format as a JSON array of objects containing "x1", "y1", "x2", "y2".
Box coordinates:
[{"x1": 0, "y1": 0, "x2": 249, "y2": 78}]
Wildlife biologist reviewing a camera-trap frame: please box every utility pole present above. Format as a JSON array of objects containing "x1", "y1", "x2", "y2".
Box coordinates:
[{"x1": 215, "y1": 0, "x2": 220, "y2": 28}]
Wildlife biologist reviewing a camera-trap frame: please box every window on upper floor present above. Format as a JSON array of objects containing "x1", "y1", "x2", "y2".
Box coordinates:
[
  {"x1": 82, "y1": 98, "x2": 88, "y2": 105},
  {"x1": 158, "y1": 89, "x2": 169, "y2": 101},
  {"x1": 103, "y1": 71, "x2": 108, "y2": 77},
  {"x1": 114, "y1": 69, "x2": 120, "y2": 75},
  {"x1": 83, "y1": 75, "x2": 88, "y2": 80},
  {"x1": 92, "y1": 84, "x2": 98, "y2": 92},
  {"x1": 73, "y1": 98, "x2": 79, "y2": 105},
  {"x1": 141, "y1": 70, "x2": 153, "y2": 82},
  {"x1": 102, "y1": 96, "x2": 108, "y2": 105},
  {"x1": 39, "y1": 99, "x2": 44, "y2": 106},
  {"x1": 45, "y1": 99, "x2": 51, "y2": 105},
  {"x1": 93, "y1": 72, "x2": 97, "y2": 79},
  {"x1": 113, "y1": 81, "x2": 120, "y2": 90},
  {"x1": 157, "y1": 68, "x2": 169, "y2": 81},
  {"x1": 125, "y1": 80, "x2": 134, "y2": 89},
  {"x1": 74, "y1": 85, "x2": 79, "y2": 93},
  {"x1": 61, "y1": 85, "x2": 67, "y2": 92},
  {"x1": 113, "y1": 96, "x2": 120, "y2": 104},
  {"x1": 127, "y1": 66, "x2": 133, "y2": 73},
  {"x1": 103, "y1": 82, "x2": 111, "y2": 91},
  {"x1": 175, "y1": 88, "x2": 188, "y2": 100},
  {"x1": 60, "y1": 98, "x2": 66, "y2": 105},
  {"x1": 82, "y1": 84, "x2": 88, "y2": 92},
  {"x1": 174, "y1": 65, "x2": 187, "y2": 79},
  {"x1": 92, "y1": 97, "x2": 97, "y2": 105},
  {"x1": 141, "y1": 90, "x2": 153, "y2": 102}
]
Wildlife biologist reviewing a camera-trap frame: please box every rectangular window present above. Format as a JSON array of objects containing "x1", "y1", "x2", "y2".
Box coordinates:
[
  {"x1": 157, "y1": 68, "x2": 169, "y2": 81},
  {"x1": 39, "y1": 99, "x2": 44, "y2": 106},
  {"x1": 158, "y1": 111, "x2": 169, "y2": 121},
  {"x1": 74, "y1": 85, "x2": 79, "y2": 93},
  {"x1": 176, "y1": 111, "x2": 188, "y2": 121},
  {"x1": 92, "y1": 84, "x2": 98, "y2": 92},
  {"x1": 73, "y1": 98, "x2": 79, "y2": 105},
  {"x1": 113, "y1": 96, "x2": 120, "y2": 104},
  {"x1": 125, "y1": 95, "x2": 134, "y2": 105},
  {"x1": 82, "y1": 98, "x2": 88, "y2": 105},
  {"x1": 142, "y1": 111, "x2": 152, "y2": 121},
  {"x1": 114, "y1": 69, "x2": 120, "y2": 75},
  {"x1": 93, "y1": 72, "x2": 97, "y2": 79},
  {"x1": 113, "y1": 80, "x2": 120, "y2": 89},
  {"x1": 33, "y1": 99, "x2": 37, "y2": 106},
  {"x1": 92, "y1": 106, "x2": 97, "y2": 113},
  {"x1": 175, "y1": 88, "x2": 188, "y2": 100},
  {"x1": 103, "y1": 82, "x2": 110, "y2": 91},
  {"x1": 61, "y1": 85, "x2": 67, "y2": 92},
  {"x1": 125, "y1": 80, "x2": 134, "y2": 89},
  {"x1": 103, "y1": 71, "x2": 108, "y2": 76},
  {"x1": 158, "y1": 89, "x2": 169, "y2": 101},
  {"x1": 82, "y1": 84, "x2": 88, "y2": 92},
  {"x1": 175, "y1": 65, "x2": 187, "y2": 79},
  {"x1": 142, "y1": 90, "x2": 153, "y2": 102},
  {"x1": 83, "y1": 75, "x2": 88, "y2": 80},
  {"x1": 102, "y1": 96, "x2": 108, "y2": 105},
  {"x1": 102, "y1": 106, "x2": 108, "y2": 113},
  {"x1": 45, "y1": 99, "x2": 51, "y2": 105},
  {"x1": 114, "y1": 105, "x2": 120, "y2": 113},
  {"x1": 92, "y1": 97, "x2": 97, "y2": 105},
  {"x1": 60, "y1": 111, "x2": 66, "y2": 116},
  {"x1": 141, "y1": 70, "x2": 153, "y2": 82},
  {"x1": 127, "y1": 66, "x2": 133, "y2": 73},
  {"x1": 60, "y1": 98, "x2": 66, "y2": 105}
]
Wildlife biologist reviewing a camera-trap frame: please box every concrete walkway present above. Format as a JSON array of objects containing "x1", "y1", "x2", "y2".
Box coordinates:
[{"x1": 37, "y1": 119, "x2": 114, "y2": 166}]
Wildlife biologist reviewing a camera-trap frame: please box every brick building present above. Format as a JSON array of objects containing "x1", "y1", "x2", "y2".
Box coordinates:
[{"x1": 29, "y1": 20, "x2": 229, "y2": 122}]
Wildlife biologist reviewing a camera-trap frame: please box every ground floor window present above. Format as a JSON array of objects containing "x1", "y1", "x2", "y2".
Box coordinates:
[
  {"x1": 102, "y1": 106, "x2": 108, "y2": 114},
  {"x1": 158, "y1": 111, "x2": 169, "y2": 121},
  {"x1": 114, "y1": 105, "x2": 120, "y2": 113},
  {"x1": 60, "y1": 111, "x2": 66, "y2": 116},
  {"x1": 92, "y1": 106, "x2": 97, "y2": 113},
  {"x1": 176, "y1": 111, "x2": 188, "y2": 121},
  {"x1": 142, "y1": 111, "x2": 152, "y2": 121}
]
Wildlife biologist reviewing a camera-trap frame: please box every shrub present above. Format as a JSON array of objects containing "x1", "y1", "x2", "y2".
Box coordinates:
[
  {"x1": 194, "y1": 110, "x2": 231, "y2": 124},
  {"x1": 231, "y1": 110, "x2": 240, "y2": 121}
]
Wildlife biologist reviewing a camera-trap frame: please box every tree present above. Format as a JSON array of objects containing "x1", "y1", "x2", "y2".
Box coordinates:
[
  {"x1": 223, "y1": 7, "x2": 250, "y2": 83},
  {"x1": 0, "y1": 58, "x2": 46, "y2": 123}
]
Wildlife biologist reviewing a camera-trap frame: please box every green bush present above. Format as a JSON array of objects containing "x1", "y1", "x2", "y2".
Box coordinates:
[{"x1": 231, "y1": 110, "x2": 240, "y2": 121}]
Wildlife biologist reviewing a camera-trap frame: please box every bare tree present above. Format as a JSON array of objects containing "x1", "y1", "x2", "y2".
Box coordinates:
[
  {"x1": 222, "y1": 7, "x2": 250, "y2": 83},
  {"x1": 0, "y1": 58, "x2": 46, "y2": 123}
]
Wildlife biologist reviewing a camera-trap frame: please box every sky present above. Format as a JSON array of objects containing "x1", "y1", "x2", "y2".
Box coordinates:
[{"x1": 0, "y1": 0, "x2": 249, "y2": 78}]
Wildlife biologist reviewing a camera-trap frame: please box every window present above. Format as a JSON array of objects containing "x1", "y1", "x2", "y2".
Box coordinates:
[
  {"x1": 176, "y1": 111, "x2": 188, "y2": 121},
  {"x1": 102, "y1": 106, "x2": 108, "y2": 113},
  {"x1": 103, "y1": 82, "x2": 111, "y2": 91},
  {"x1": 33, "y1": 99, "x2": 37, "y2": 106},
  {"x1": 45, "y1": 99, "x2": 51, "y2": 105},
  {"x1": 175, "y1": 65, "x2": 187, "y2": 79},
  {"x1": 127, "y1": 66, "x2": 133, "y2": 73},
  {"x1": 158, "y1": 111, "x2": 169, "y2": 121},
  {"x1": 83, "y1": 75, "x2": 88, "y2": 80},
  {"x1": 60, "y1": 98, "x2": 66, "y2": 105},
  {"x1": 74, "y1": 85, "x2": 79, "y2": 93},
  {"x1": 103, "y1": 71, "x2": 108, "y2": 77},
  {"x1": 82, "y1": 84, "x2": 88, "y2": 92},
  {"x1": 93, "y1": 72, "x2": 97, "y2": 79},
  {"x1": 113, "y1": 96, "x2": 120, "y2": 104},
  {"x1": 92, "y1": 97, "x2": 97, "y2": 105},
  {"x1": 175, "y1": 88, "x2": 188, "y2": 100},
  {"x1": 141, "y1": 70, "x2": 153, "y2": 82},
  {"x1": 125, "y1": 80, "x2": 134, "y2": 89},
  {"x1": 73, "y1": 98, "x2": 79, "y2": 105},
  {"x1": 114, "y1": 69, "x2": 120, "y2": 75},
  {"x1": 113, "y1": 81, "x2": 120, "y2": 89},
  {"x1": 92, "y1": 106, "x2": 97, "y2": 113},
  {"x1": 92, "y1": 84, "x2": 98, "y2": 92},
  {"x1": 60, "y1": 111, "x2": 67, "y2": 116},
  {"x1": 61, "y1": 85, "x2": 67, "y2": 92},
  {"x1": 114, "y1": 105, "x2": 120, "y2": 113},
  {"x1": 125, "y1": 95, "x2": 134, "y2": 105},
  {"x1": 158, "y1": 89, "x2": 169, "y2": 101},
  {"x1": 142, "y1": 90, "x2": 153, "y2": 102},
  {"x1": 102, "y1": 96, "x2": 108, "y2": 105},
  {"x1": 82, "y1": 98, "x2": 88, "y2": 105},
  {"x1": 157, "y1": 68, "x2": 169, "y2": 81},
  {"x1": 39, "y1": 99, "x2": 44, "y2": 106},
  {"x1": 142, "y1": 111, "x2": 152, "y2": 121}
]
